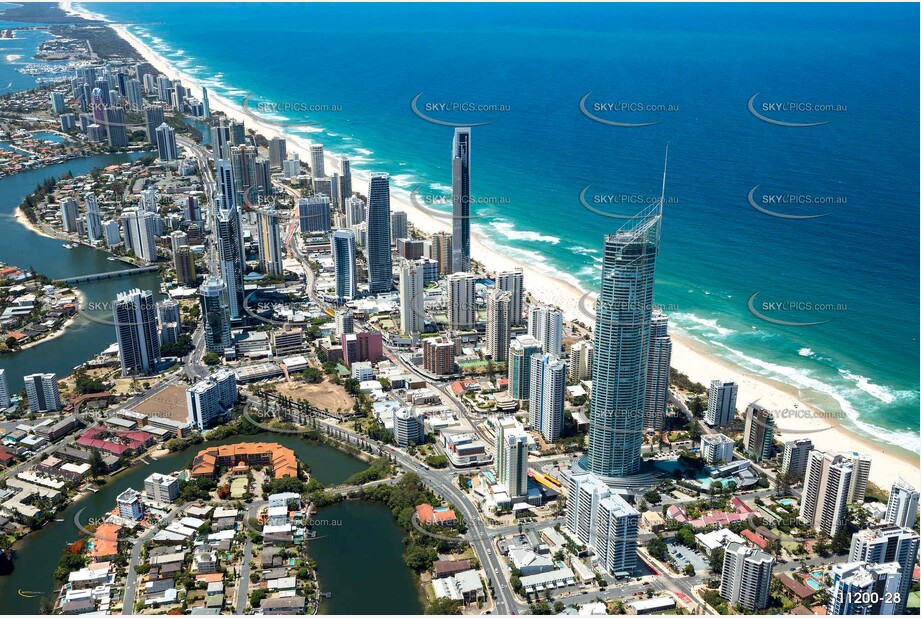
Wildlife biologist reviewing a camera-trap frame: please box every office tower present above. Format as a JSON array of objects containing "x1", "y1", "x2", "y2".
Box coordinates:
[
  {"x1": 201, "y1": 86, "x2": 210, "y2": 118},
  {"x1": 309, "y1": 144, "x2": 325, "y2": 178},
  {"x1": 215, "y1": 204, "x2": 245, "y2": 320},
  {"x1": 59, "y1": 197, "x2": 79, "y2": 232},
  {"x1": 332, "y1": 229, "x2": 357, "y2": 301},
  {"x1": 390, "y1": 210, "x2": 408, "y2": 245},
  {"x1": 846, "y1": 452, "x2": 872, "y2": 503},
  {"x1": 103, "y1": 219, "x2": 121, "y2": 247},
  {"x1": 335, "y1": 309, "x2": 354, "y2": 337},
  {"x1": 700, "y1": 433, "x2": 735, "y2": 464},
  {"x1": 342, "y1": 331, "x2": 384, "y2": 365},
  {"x1": 157, "y1": 299, "x2": 181, "y2": 346},
  {"x1": 828, "y1": 561, "x2": 903, "y2": 616},
  {"x1": 113, "y1": 288, "x2": 161, "y2": 376},
  {"x1": 508, "y1": 335, "x2": 543, "y2": 401},
  {"x1": 643, "y1": 311, "x2": 671, "y2": 430},
  {"x1": 24, "y1": 373, "x2": 61, "y2": 412},
  {"x1": 528, "y1": 304, "x2": 563, "y2": 357},
  {"x1": 200, "y1": 277, "x2": 232, "y2": 355},
  {"x1": 105, "y1": 106, "x2": 127, "y2": 147},
  {"x1": 431, "y1": 231, "x2": 453, "y2": 275},
  {"x1": 50, "y1": 91, "x2": 66, "y2": 114},
  {"x1": 486, "y1": 289, "x2": 512, "y2": 362},
  {"x1": 210, "y1": 123, "x2": 231, "y2": 161},
  {"x1": 451, "y1": 127, "x2": 471, "y2": 273},
  {"x1": 496, "y1": 416, "x2": 529, "y2": 500},
  {"x1": 345, "y1": 195, "x2": 366, "y2": 228},
  {"x1": 566, "y1": 471, "x2": 639, "y2": 574},
  {"x1": 84, "y1": 192, "x2": 102, "y2": 242},
  {"x1": 174, "y1": 245, "x2": 196, "y2": 286},
  {"x1": 229, "y1": 119, "x2": 245, "y2": 145},
  {"x1": 366, "y1": 173, "x2": 393, "y2": 293},
  {"x1": 446, "y1": 271, "x2": 476, "y2": 330},
  {"x1": 886, "y1": 477, "x2": 919, "y2": 528},
  {"x1": 719, "y1": 542, "x2": 774, "y2": 611},
  {"x1": 743, "y1": 403, "x2": 774, "y2": 462},
  {"x1": 529, "y1": 352, "x2": 566, "y2": 442},
  {"x1": 126, "y1": 78, "x2": 143, "y2": 111},
  {"x1": 155, "y1": 123, "x2": 178, "y2": 161},
  {"x1": 337, "y1": 156, "x2": 352, "y2": 207},
  {"x1": 495, "y1": 268, "x2": 524, "y2": 324},
  {"x1": 0, "y1": 369, "x2": 8, "y2": 408},
  {"x1": 705, "y1": 380, "x2": 739, "y2": 427},
  {"x1": 399, "y1": 260, "x2": 424, "y2": 334},
  {"x1": 144, "y1": 104, "x2": 164, "y2": 144},
  {"x1": 216, "y1": 158, "x2": 236, "y2": 209},
  {"x1": 568, "y1": 340, "x2": 593, "y2": 382},
  {"x1": 799, "y1": 450, "x2": 854, "y2": 536},
  {"x1": 268, "y1": 136, "x2": 286, "y2": 169},
  {"x1": 186, "y1": 369, "x2": 238, "y2": 430},
  {"x1": 394, "y1": 407, "x2": 424, "y2": 447},
  {"x1": 423, "y1": 336, "x2": 456, "y2": 375},
  {"x1": 849, "y1": 524, "x2": 920, "y2": 614},
  {"x1": 587, "y1": 199, "x2": 663, "y2": 478},
  {"x1": 781, "y1": 438, "x2": 814, "y2": 481},
  {"x1": 256, "y1": 208, "x2": 284, "y2": 275},
  {"x1": 121, "y1": 208, "x2": 159, "y2": 262},
  {"x1": 298, "y1": 195, "x2": 331, "y2": 233}
]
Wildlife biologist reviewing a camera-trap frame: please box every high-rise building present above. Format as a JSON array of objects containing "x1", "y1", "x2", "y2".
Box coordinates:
[
  {"x1": 186, "y1": 368, "x2": 238, "y2": 430},
  {"x1": 849, "y1": 524, "x2": 920, "y2": 614},
  {"x1": 528, "y1": 305, "x2": 563, "y2": 357},
  {"x1": 705, "y1": 380, "x2": 739, "y2": 427},
  {"x1": 174, "y1": 245, "x2": 196, "y2": 286},
  {"x1": 157, "y1": 299, "x2": 181, "y2": 346},
  {"x1": 298, "y1": 195, "x2": 331, "y2": 233},
  {"x1": 345, "y1": 196, "x2": 366, "y2": 228},
  {"x1": 780, "y1": 438, "x2": 814, "y2": 481},
  {"x1": 508, "y1": 335, "x2": 543, "y2": 401},
  {"x1": 719, "y1": 542, "x2": 774, "y2": 611},
  {"x1": 268, "y1": 136, "x2": 287, "y2": 169},
  {"x1": 230, "y1": 145, "x2": 258, "y2": 205},
  {"x1": 113, "y1": 288, "x2": 161, "y2": 376},
  {"x1": 144, "y1": 105, "x2": 164, "y2": 144},
  {"x1": 431, "y1": 231, "x2": 453, "y2": 275},
  {"x1": 125, "y1": 78, "x2": 143, "y2": 111},
  {"x1": 155, "y1": 122, "x2": 178, "y2": 161},
  {"x1": 117, "y1": 488, "x2": 144, "y2": 521},
  {"x1": 486, "y1": 289, "x2": 512, "y2": 362},
  {"x1": 215, "y1": 204, "x2": 245, "y2": 320},
  {"x1": 446, "y1": 272, "x2": 476, "y2": 330},
  {"x1": 390, "y1": 210, "x2": 408, "y2": 245},
  {"x1": 201, "y1": 86, "x2": 210, "y2": 117},
  {"x1": 24, "y1": 373, "x2": 61, "y2": 412},
  {"x1": 0, "y1": 368, "x2": 9, "y2": 409},
  {"x1": 335, "y1": 309, "x2": 354, "y2": 337},
  {"x1": 700, "y1": 433, "x2": 735, "y2": 464},
  {"x1": 337, "y1": 156, "x2": 352, "y2": 207},
  {"x1": 257, "y1": 209, "x2": 283, "y2": 276},
  {"x1": 103, "y1": 219, "x2": 121, "y2": 247},
  {"x1": 423, "y1": 336, "x2": 456, "y2": 376},
  {"x1": 643, "y1": 311, "x2": 671, "y2": 431},
  {"x1": 495, "y1": 268, "x2": 524, "y2": 325},
  {"x1": 496, "y1": 416, "x2": 529, "y2": 500},
  {"x1": 50, "y1": 91, "x2": 66, "y2": 114},
  {"x1": 566, "y1": 471, "x2": 639, "y2": 575},
  {"x1": 366, "y1": 173, "x2": 393, "y2": 293},
  {"x1": 59, "y1": 197, "x2": 79, "y2": 233},
  {"x1": 210, "y1": 123, "x2": 231, "y2": 161},
  {"x1": 105, "y1": 106, "x2": 128, "y2": 147},
  {"x1": 394, "y1": 407, "x2": 424, "y2": 447},
  {"x1": 799, "y1": 450, "x2": 854, "y2": 536},
  {"x1": 399, "y1": 260, "x2": 424, "y2": 334},
  {"x1": 229, "y1": 119, "x2": 245, "y2": 145},
  {"x1": 121, "y1": 207, "x2": 159, "y2": 262},
  {"x1": 309, "y1": 144, "x2": 325, "y2": 178},
  {"x1": 529, "y1": 352, "x2": 565, "y2": 443},
  {"x1": 215, "y1": 158, "x2": 236, "y2": 209},
  {"x1": 331, "y1": 229, "x2": 357, "y2": 301},
  {"x1": 145, "y1": 472, "x2": 179, "y2": 503},
  {"x1": 200, "y1": 277, "x2": 232, "y2": 355},
  {"x1": 282, "y1": 155, "x2": 301, "y2": 180},
  {"x1": 845, "y1": 451, "x2": 872, "y2": 503},
  {"x1": 451, "y1": 127, "x2": 471, "y2": 273},
  {"x1": 743, "y1": 403, "x2": 774, "y2": 462},
  {"x1": 828, "y1": 561, "x2": 903, "y2": 616},
  {"x1": 586, "y1": 203, "x2": 663, "y2": 478},
  {"x1": 342, "y1": 331, "x2": 383, "y2": 366},
  {"x1": 139, "y1": 187, "x2": 158, "y2": 213},
  {"x1": 886, "y1": 477, "x2": 919, "y2": 528},
  {"x1": 84, "y1": 192, "x2": 102, "y2": 242},
  {"x1": 568, "y1": 340, "x2": 593, "y2": 383}
]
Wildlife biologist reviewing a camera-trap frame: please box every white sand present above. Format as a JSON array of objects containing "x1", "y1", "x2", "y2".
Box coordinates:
[{"x1": 71, "y1": 1, "x2": 917, "y2": 491}]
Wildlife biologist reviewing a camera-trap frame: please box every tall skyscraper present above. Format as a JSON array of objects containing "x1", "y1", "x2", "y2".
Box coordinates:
[
  {"x1": 508, "y1": 335, "x2": 543, "y2": 401},
  {"x1": 105, "y1": 106, "x2": 127, "y2": 147},
  {"x1": 886, "y1": 477, "x2": 919, "y2": 528},
  {"x1": 84, "y1": 192, "x2": 102, "y2": 242},
  {"x1": 643, "y1": 311, "x2": 671, "y2": 431},
  {"x1": 705, "y1": 380, "x2": 739, "y2": 427},
  {"x1": 568, "y1": 340, "x2": 593, "y2": 383},
  {"x1": 446, "y1": 272, "x2": 476, "y2": 330},
  {"x1": 528, "y1": 305, "x2": 563, "y2": 356},
  {"x1": 390, "y1": 210, "x2": 408, "y2": 245},
  {"x1": 201, "y1": 86, "x2": 210, "y2": 118},
  {"x1": 144, "y1": 104, "x2": 164, "y2": 144},
  {"x1": 174, "y1": 245, "x2": 196, "y2": 286},
  {"x1": 186, "y1": 369, "x2": 237, "y2": 430},
  {"x1": 121, "y1": 208, "x2": 159, "y2": 262},
  {"x1": 367, "y1": 173, "x2": 393, "y2": 293},
  {"x1": 216, "y1": 158, "x2": 236, "y2": 209},
  {"x1": 216, "y1": 204, "x2": 245, "y2": 320},
  {"x1": 256, "y1": 208, "x2": 284, "y2": 275},
  {"x1": 781, "y1": 438, "x2": 814, "y2": 481},
  {"x1": 298, "y1": 195, "x2": 331, "y2": 233},
  {"x1": 799, "y1": 450, "x2": 853, "y2": 536},
  {"x1": 24, "y1": 373, "x2": 61, "y2": 412},
  {"x1": 113, "y1": 289, "x2": 161, "y2": 376},
  {"x1": 50, "y1": 91, "x2": 66, "y2": 114},
  {"x1": 529, "y1": 352, "x2": 566, "y2": 442},
  {"x1": 155, "y1": 123, "x2": 178, "y2": 161},
  {"x1": 432, "y1": 231, "x2": 453, "y2": 275},
  {"x1": 59, "y1": 197, "x2": 79, "y2": 233},
  {"x1": 103, "y1": 220, "x2": 121, "y2": 247},
  {"x1": 451, "y1": 127, "x2": 471, "y2": 273},
  {"x1": 157, "y1": 299, "x2": 181, "y2": 346},
  {"x1": 337, "y1": 156, "x2": 352, "y2": 208},
  {"x1": 345, "y1": 195, "x2": 366, "y2": 228},
  {"x1": 828, "y1": 561, "x2": 903, "y2": 616},
  {"x1": 849, "y1": 524, "x2": 919, "y2": 614},
  {"x1": 200, "y1": 277, "x2": 232, "y2": 355},
  {"x1": 566, "y1": 471, "x2": 639, "y2": 575},
  {"x1": 229, "y1": 119, "x2": 245, "y2": 145},
  {"x1": 486, "y1": 289, "x2": 512, "y2": 362},
  {"x1": 268, "y1": 136, "x2": 287, "y2": 169},
  {"x1": 399, "y1": 260, "x2": 424, "y2": 334},
  {"x1": 719, "y1": 542, "x2": 775, "y2": 611},
  {"x1": 743, "y1": 403, "x2": 775, "y2": 462},
  {"x1": 309, "y1": 144, "x2": 325, "y2": 178},
  {"x1": 495, "y1": 416, "x2": 529, "y2": 500},
  {"x1": 211, "y1": 123, "x2": 231, "y2": 162},
  {"x1": 845, "y1": 451, "x2": 872, "y2": 503},
  {"x1": 0, "y1": 369, "x2": 7, "y2": 409},
  {"x1": 495, "y1": 268, "x2": 524, "y2": 325},
  {"x1": 332, "y1": 229, "x2": 357, "y2": 301}
]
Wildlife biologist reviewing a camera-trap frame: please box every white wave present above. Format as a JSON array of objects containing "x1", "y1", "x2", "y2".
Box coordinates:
[
  {"x1": 429, "y1": 183, "x2": 451, "y2": 193},
  {"x1": 491, "y1": 221, "x2": 560, "y2": 244},
  {"x1": 838, "y1": 369, "x2": 899, "y2": 404},
  {"x1": 798, "y1": 347, "x2": 815, "y2": 357},
  {"x1": 671, "y1": 312, "x2": 735, "y2": 337},
  {"x1": 569, "y1": 245, "x2": 599, "y2": 256},
  {"x1": 389, "y1": 174, "x2": 418, "y2": 189},
  {"x1": 355, "y1": 148, "x2": 373, "y2": 155}
]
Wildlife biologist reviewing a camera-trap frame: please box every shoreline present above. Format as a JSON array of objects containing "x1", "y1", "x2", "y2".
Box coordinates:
[{"x1": 79, "y1": 3, "x2": 918, "y2": 490}]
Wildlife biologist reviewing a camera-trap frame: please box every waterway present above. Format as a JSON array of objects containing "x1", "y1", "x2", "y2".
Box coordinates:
[{"x1": 0, "y1": 432, "x2": 370, "y2": 614}]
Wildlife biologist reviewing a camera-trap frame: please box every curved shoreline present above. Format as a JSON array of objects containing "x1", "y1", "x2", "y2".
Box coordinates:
[{"x1": 75, "y1": 3, "x2": 918, "y2": 489}]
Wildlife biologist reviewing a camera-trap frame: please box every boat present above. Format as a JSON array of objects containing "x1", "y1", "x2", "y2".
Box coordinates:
[
  {"x1": 107, "y1": 256, "x2": 117, "y2": 261},
  {"x1": 62, "y1": 243, "x2": 74, "y2": 249}
]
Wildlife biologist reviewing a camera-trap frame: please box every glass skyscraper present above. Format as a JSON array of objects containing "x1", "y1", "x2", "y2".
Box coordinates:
[
  {"x1": 367, "y1": 173, "x2": 393, "y2": 293},
  {"x1": 451, "y1": 127, "x2": 471, "y2": 273}
]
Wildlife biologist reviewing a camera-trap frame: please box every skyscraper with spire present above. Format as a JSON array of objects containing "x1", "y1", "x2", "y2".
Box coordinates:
[
  {"x1": 367, "y1": 173, "x2": 393, "y2": 293},
  {"x1": 451, "y1": 127, "x2": 471, "y2": 273},
  {"x1": 586, "y1": 151, "x2": 667, "y2": 478}
]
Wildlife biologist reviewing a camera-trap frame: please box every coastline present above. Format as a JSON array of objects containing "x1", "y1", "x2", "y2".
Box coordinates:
[{"x1": 80, "y1": 4, "x2": 918, "y2": 490}]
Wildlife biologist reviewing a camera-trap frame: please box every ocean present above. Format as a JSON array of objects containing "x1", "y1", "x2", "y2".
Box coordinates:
[{"x1": 80, "y1": 2, "x2": 919, "y2": 453}]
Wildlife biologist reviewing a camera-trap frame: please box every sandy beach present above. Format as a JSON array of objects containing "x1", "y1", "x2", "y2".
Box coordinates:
[{"x1": 70, "y1": 2, "x2": 918, "y2": 491}]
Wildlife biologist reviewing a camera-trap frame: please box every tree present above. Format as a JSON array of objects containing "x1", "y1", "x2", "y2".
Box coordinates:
[
  {"x1": 553, "y1": 601, "x2": 565, "y2": 614},
  {"x1": 202, "y1": 352, "x2": 222, "y2": 366},
  {"x1": 643, "y1": 490, "x2": 662, "y2": 504},
  {"x1": 425, "y1": 598, "x2": 461, "y2": 615},
  {"x1": 250, "y1": 588, "x2": 268, "y2": 607},
  {"x1": 88, "y1": 449, "x2": 107, "y2": 479},
  {"x1": 529, "y1": 602, "x2": 552, "y2": 615},
  {"x1": 683, "y1": 562, "x2": 696, "y2": 576},
  {"x1": 709, "y1": 546, "x2": 725, "y2": 574}
]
